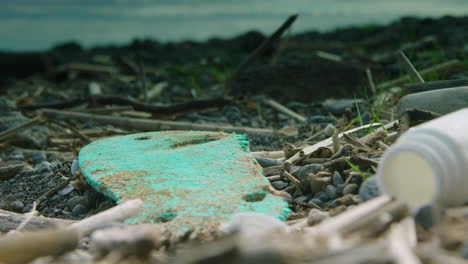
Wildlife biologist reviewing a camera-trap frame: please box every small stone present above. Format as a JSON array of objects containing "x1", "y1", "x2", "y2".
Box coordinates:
[
  {"x1": 297, "y1": 164, "x2": 323, "y2": 186},
  {"x1": 293, "y1": 196, "x2": 309, "y2": 204},
  {"x1": 332, "y1": 171, "x2": 344, "y2": 186},
  {"x1": 31, "y1": 151, "x2": 46, "y2": 164},
  {"x1": 0, "y1": 195, "x2": 14, "y2": 211},
  {"x1": 350, "y1": 175, "x2": 363, "y2": 185},
  {"x1": 309, "y1": 115, "x2": 333, "y2": 124},
  {"x1": 271, "y1": 181, "x2": 288, "y2": 190},
  {"x1": 72, "y1": 204, "x2": 89, "y2": 216},
  {"x1": 325, "y1": 185, "x2": 338, "y2": 200},
  {"x1": 222, "y1": 106, "x2": 241, "y2": 123},
  {"x1": 336, "y1": 184, "x2": 346, "y2": 195},
  {"x1": 343, "y1": 184, "x2": 359, "y2": 195},
  {"x1": 328, "y1": 199, "x2": 339, "y2": 208},
  {"x1": 58, "y1": 184, "x2": 75, "y2": 196},
  {"x1": 359, "y1": 176, "x2": 381, "y2": 201},
  {"x1": 11, "y1": 200, "x2": 24, "y2": 212},
  {"x1": 414, "y1": 205, "x2": 433, "y2": 230},
  {"x1": 313, "y1": 191, "x2": 329, "y2": 202},
  {"x1": 34, "y1": 161, "x2": 52, "y2": 174},
  {"x1": 10, "y1": 152, "x2": 24, "y2": 161},
  {"x1": 255, "y1": 157, "x2": 282, "y2": 168},
  {"x1": 323, "y1": 98, "x2": 362, "y2": 114},
  {"x1": 323, "y1": 123, "x2": 336, "y2": 137},
  {"x1": 292, "y1": 190, "x2": 302, "y2": 199},
  {"x1": 307, "y1": 209, "x2": 328, "y2": 226},
  {"x1": 67, "y1": 196, "x2": 89, "y2": 208},
  {"x1": 50, "y1": 195, "x2": 62, "y2": 203}
]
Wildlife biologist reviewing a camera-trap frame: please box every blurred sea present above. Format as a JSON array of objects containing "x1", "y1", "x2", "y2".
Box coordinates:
[{"x1": 1, "y1": 0, "x2": 467, "y2": 50}]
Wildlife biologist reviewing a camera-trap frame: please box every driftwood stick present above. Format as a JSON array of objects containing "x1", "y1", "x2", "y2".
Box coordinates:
[
  {"x1": 305, "y1": 195, "x2": 394, "y2": 250},
  {"x1": 42, "y1": 109, "x2": 275, "y2": 136},
  {"x1": 264, "y1": 99, "x2": 307, "y2": 122},
  {"x1": 68, "y1": 199, "x2": 143, "y2": 237},
  {"x1": 378, "y1": 60, "x2": 464, "y2": 90},
  {"x1": 0, "y1": 209, "x2": 74, "y2": 233},
  {"x1": 283, "y1": 171, "x2": 304, "y2": 194},
  {"x1": 0, "y1": 229, "x2": 79, "y2": 264},
  {"x1": 387, "y1": 218, "x2": 420, "y2": 264},
  {"x1": 225, "y1": 14, "x2": 298, "y2": 95},
  {"x1": 398, "y1": 51, "x2": 424, "y2": 83},
  {"x1": 46, "y1": 118, "x2": 91, "y2": 144},
  {"x1": 19, "y1": 95, "x2": 231, "y2": 115},
  {"x1": 404, "y1": 78, "x2": 468, "y2": 94},
  {"x1": 284, "y1": 123, "x2": 380, "y2": 170},
  {"x1": 56, "y1": 63, "x2": 119, "y2": 74},
  {"x1": 0, "y1": 116, "x2": 43, "y2": 143},
  {"x1": 252, "y1": 150, "x2": 285, "y2": 159},
  {"x1": 365, "y1": 68, "x2": 377, "y2": 94}
]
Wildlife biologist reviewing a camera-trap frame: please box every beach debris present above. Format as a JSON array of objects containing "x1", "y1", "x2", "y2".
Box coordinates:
[
  {"x1": 42, "y1": 109, "x2": 275, "y2": 136},
  {"x1": 78, "y1": 131, "x2": 290, "y2": 235},
  {"x1": 397, "y1": 86, "x2": 468, "y2": 115}
]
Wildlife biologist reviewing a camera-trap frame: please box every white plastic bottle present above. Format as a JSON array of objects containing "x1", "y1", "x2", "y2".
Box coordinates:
[{"x1": 377, "y1": 108, "x2": 468, "y2": 208}]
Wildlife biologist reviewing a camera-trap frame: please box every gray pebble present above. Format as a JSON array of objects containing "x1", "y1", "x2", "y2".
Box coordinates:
[
  {"x1": 34, "y1": 161, "x2": 52, "y2": 174},
  {"x1": 72, "y1": 204, "x2": 89, "y2": 216},
  {"x1": 323, "y1": 98, "x2": 361, "y2": 114},
  {"x1": 31, "y1": 151, "x2": 46, "y2": 164},
  {"x1": 10, "y1": 152, "x2": 24, "y2": 161},
  {"x1": 350, "y1": 175, "x2": 363, "y2": 185},
  {"x1": 329, "y1": 199, "x2": 339, "y2": 208},
  {"x1": 324, "y1": 123, "x2": 336, "y2": 137},
  {"x1": 67, "y1": 196, "x2": 89, "y2": 209},
  {"x1": 336, "y1": 184, "x2": 346, "y2": 195},
  {"x1": 298, "y1": 164, "x2": 323, "y2": 186},
  {"x1": 271, "y1": 181, "x2": 288, "y2": 190},
  {"x1": 313, "y1": 191, "x2": 329, "y2": 202},
  {"x1": 332, "y1": 171, "x2": 344, "y2": 186},
  {"x1": 11, "y1": 200, "x2": 24, "y2": 212},
  {"x1": 255, "y1": 157, "x2": 282, "y2": 168},
  {"x1": 325, "y1": 185, "x2": 338, "y2": 200},
  {"x1": 359, "y1": 176, "x2": 381, "y2": 201},
  {"x1": 307, "y1": 209, "x2": 328, "y2": 225},
  {"x1": 0, "y1": 195, "x2": 14, "y2": 211},
  {"x1": 343, "y1": 184, "x2": 359, "y2": 195},
  {"x1": 293, "y1": 196, "x2": 309, "y2": 204},
  {"x1": 414, "y1": 205, "x2": 433, "y2": 230}
]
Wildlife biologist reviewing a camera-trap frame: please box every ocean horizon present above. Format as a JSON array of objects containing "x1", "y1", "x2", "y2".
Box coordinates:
[{"x1": 1, "y1": 0, "x2": 467, "y2": 51}]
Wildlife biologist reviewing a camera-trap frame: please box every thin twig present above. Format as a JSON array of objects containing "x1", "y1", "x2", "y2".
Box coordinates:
[
  {"x1": 14, "y1": 202, "x2": 37, "y2": 232},
  {"x1": 224, "y1": 14, "x2": 298, "y2": 95},
  {"x1": 365, "y1": 68, "x2": 377, "y2": 94},
  {"x1": 284, "y1": 123, "x2": 381, "y2": 170},
  {"x1": 42, "y1": 109, "x2": 275, "y2": 136},
  {"x1": 398, "y1": 51, "x2": 424, "y2": 83},
  {"x1": 378, "y1": 59, "x2": 464, "y2": 90},
  {"x1": 19, "y1": 95, "x2": 232, "y2": 115},
  {"x1": 284, "y1": 171, "x2": 304, "y2": 194},
  {"x1": 68, "y1": 199, "x2": 143, "y2": 237},
  {"x1": 265, "y1": 99, "x2": 307, "y2": 123},
  {"x1": 0, "y1": 116, "x2": 43, "y2": 143}
]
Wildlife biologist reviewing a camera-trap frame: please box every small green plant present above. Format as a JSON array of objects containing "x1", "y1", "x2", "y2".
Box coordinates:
[{"x1": 345, "y1": 158, "x2": 371, "y2": 180}]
